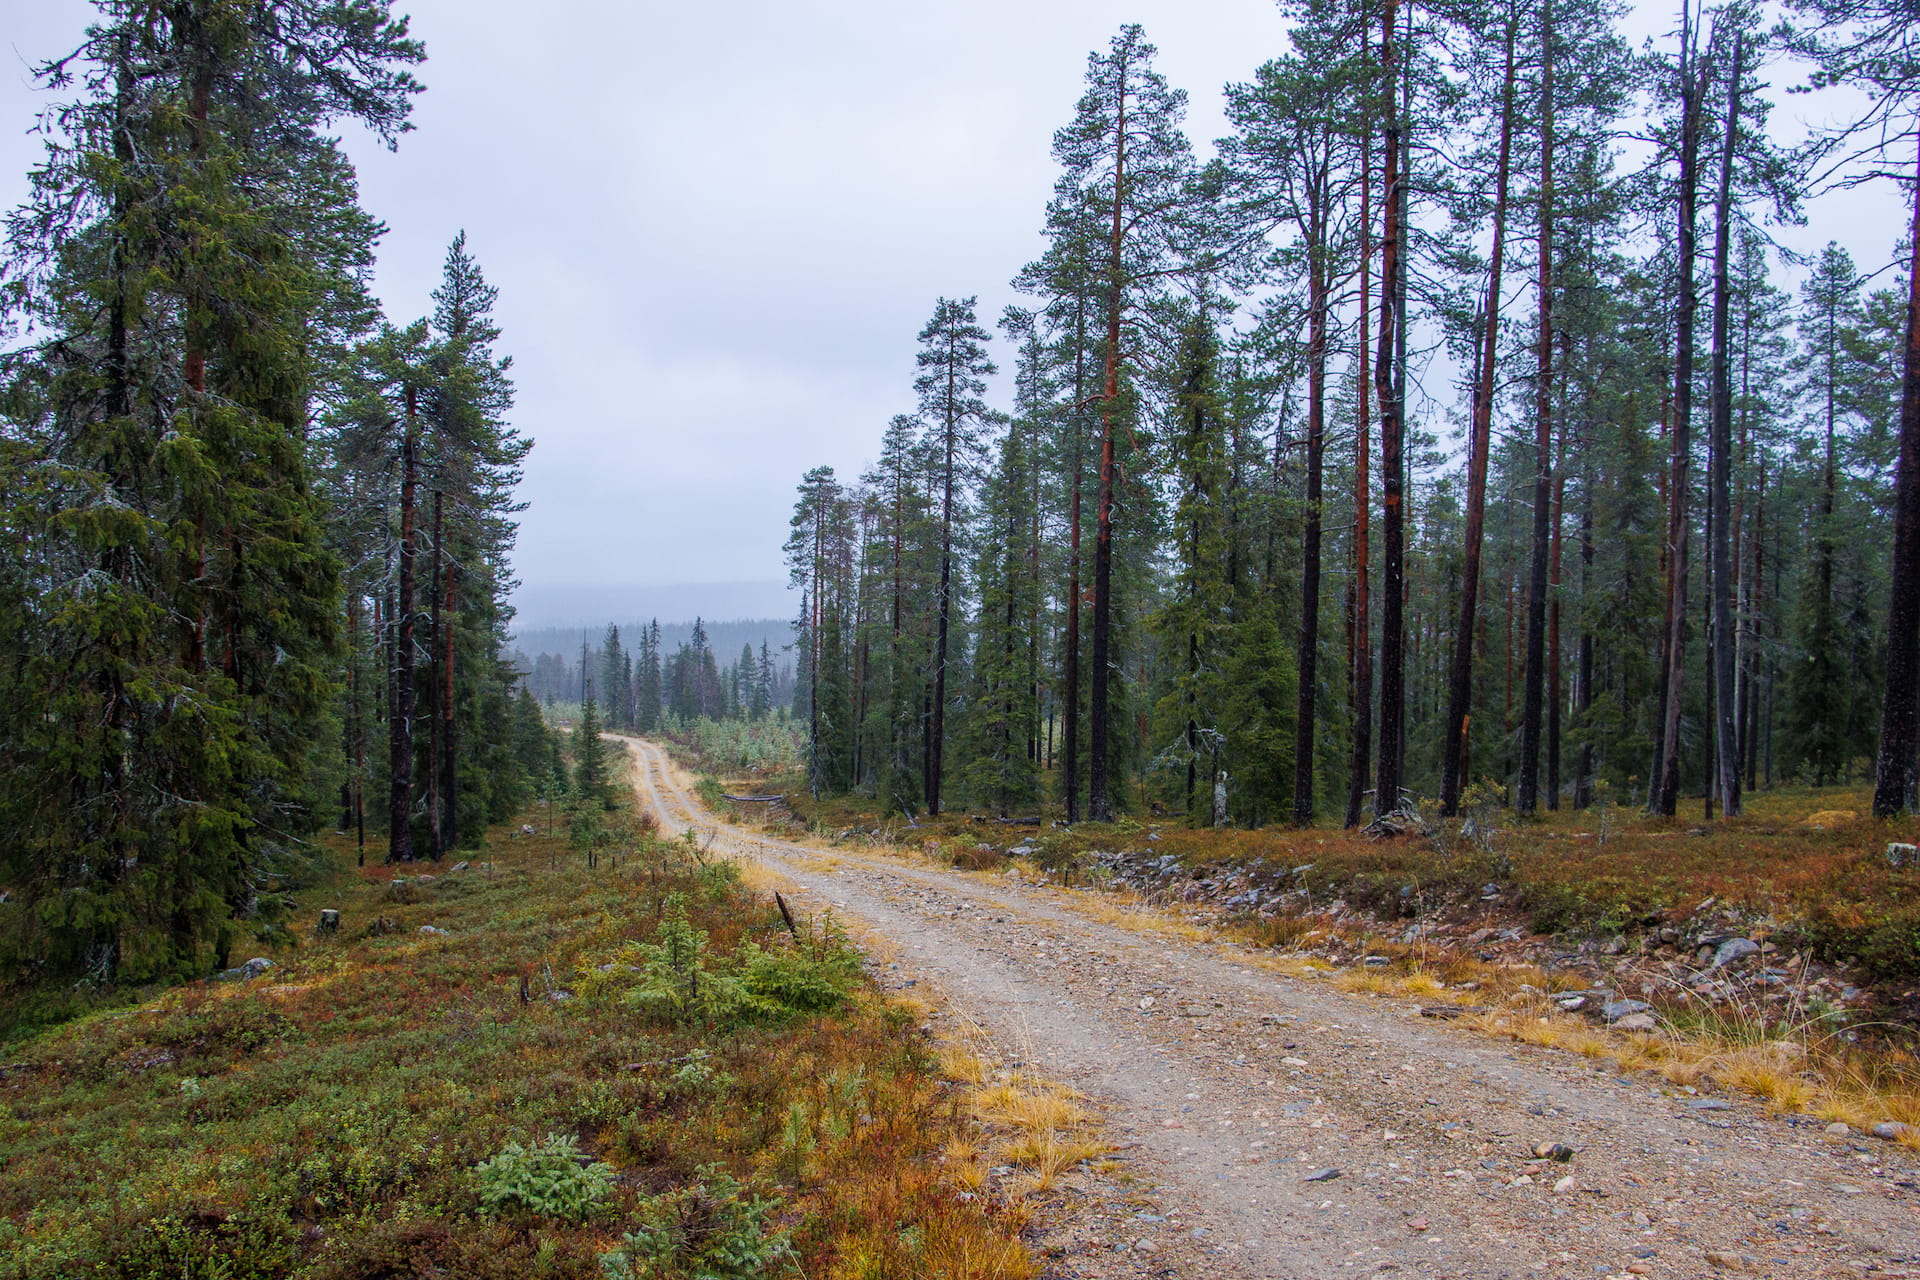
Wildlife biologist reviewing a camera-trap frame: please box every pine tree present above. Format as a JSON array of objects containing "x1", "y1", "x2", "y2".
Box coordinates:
[
  {"x1": 914, "y1": 297, "x2": 996, "y2": 815},
  {"x1": 1032, "y1": 24, "x2": 1199, "y2": 821}
]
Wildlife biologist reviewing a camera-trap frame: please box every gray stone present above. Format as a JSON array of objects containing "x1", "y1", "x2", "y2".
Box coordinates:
[
  {"x1": 1602, "y1": 999, "x2": 1652, "y2": 1022},
  {"x1": 1887, "y1": 842, "x2": 1917, "y2": 870},
  {"x1": 1613, "y1": 1013, "x2": 1659, "y2": 1032},
  {"x1": 239, "y1": 956, "x2": 273, "y2": 980},
  {"x1": 1555, "y1": 995, "x2": 1589, "y2": 1012},
  {"x1": 1869, "y1": 1121, "x2": 1913, "y2": 1141},
  {"x1": 1363, "y1": 955, "x2": 1391, "y2": 967},
  {"x1": 317, "y1": 908, "x2": 340, "y2": 934},
  {"x1": 1825, "y1": 1122, "x2": 1852, "y2": 1138},
  {"x1": 1303, "y1": 1167, "x2": 1342, "y2": 1182},
  {"x1": 1687, "y1": 1098, "x2": 1732, "y2": 1111},
  {"x1": 450, "y1": 860, "x2": 470, "y2": 872},
  {"x1": 1712, "y1": 937, "x2": 1761, "y2": 968},
  {"x1": 418, "y1": 924, "x2": 448, "y2": 937}
]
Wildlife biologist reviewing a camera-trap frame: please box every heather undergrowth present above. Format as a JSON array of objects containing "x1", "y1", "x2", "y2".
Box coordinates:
[{"x1": 0, "y1": 804, "x2": 1031, "y2": 1278}]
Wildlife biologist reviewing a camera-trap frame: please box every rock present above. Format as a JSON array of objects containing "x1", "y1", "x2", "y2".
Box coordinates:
[
  {"x1": 239, "y1": 957, "x2": 273, "y2": 979},
  {"x1": 1658, "y1": 927, "x2": 1680, "y2": 944},
  {"x1": 1614, "y1": 1013, "x2": 1658, "y2": 1032},
  {"x1": 1870, "y1": 1121, "x2": 1913, "y2": 1141},
  {"x1": 1303, "y1": 1167, "x2": 1342, "y2": 1182},
  {"x1": 1138, "y1": 997, "x2": 1155, "y2": 1010},
  {"x1": 1552, "y1": 1175, "x2": 1576, "y2": 1193},
  {"x1": 1605, "y1": 936, "x2": 1628, "y2": 956},
  {"x1": 1467, "y1": 927, "x2": 1497, "y2": 944},
  {"x1": 1421, "y1": 1005, "x2": 1489, "y2": 1019},
  {"x1": 1363, "y1": 955, "x2": 1391, "y2": 966},
  {"x1": 1602, "y1": 999, "x2": 1652, "y2": 1022},
  {"x1": 1508, "y1": 1174, "x2": 1534, "y2": 1186},
  {"x1": 1824, "y1": 1122, "x2": 1852, "y2": 1138},
  {"x1": 418, "y1": 925, "x2": 448, "y2": 937},
  {"x1": 1282, "y1": 1056, "x2": 1309, "y2": 1067},
  {"x1": 1555, "y1": 995, "x2": 1589, "y2": 1012},
  {"x1": 1705, "y1": 1251, "x2": 1756, "y2": 1271},
  {"x1": 519, "y1": 823, "x2": 535, "y2": 835},
  {"x1": 317, "y1": 908, "x2": 340, "y2": 934},
  {"x1": 1687, "y1": 1099, "x2": 1732, "y2": 1111},
  {"x1": 1888, "y1": 842, "x2": 1917, "y2": 870},
  {"x1": 1532, "y1": 1142, "x2": 1575, "y2": 1162},
  {"x1": 1134, "y1": 1238, "x2": 1158, "y2": 1255},
  {"x1": 450, "y1": 860, "x2": 470, "y2": 872},
  {"x1": 1406, "y1": 1216, "x2": 1429, "y2": 1232},
  {"x1": 1712, "y1": 937, "x2": 1761, "y2": 968}
]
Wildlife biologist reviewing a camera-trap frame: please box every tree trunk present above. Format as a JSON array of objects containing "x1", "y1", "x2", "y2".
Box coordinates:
[
  {"x1": 1440, "y1": 12, "x2": 1517, "y2": 816},
  {"x1": 441, "y1": 560, "x2": 458, "y2": 855},
  {"x1": 1090, "y1": 76, "x2": 1129, "y2": 824},
  {"x1": 928, "y1": 361, "x2": 957, "y2": 816},
  {"x1": 1347, "y1": 124, "x2": 1374, "y2": 830},
  {"x1": 1518, "y1": 0, "x2": 1556, "y2": 814},
  {"x1": 1374, "y1": 0, "x2": 1408, "y2": 821},
  {"x1": 1871, "y1": 126, "x2": 1920, "y2": 816},
  {"x1": 387, "y1": 389, "x2": 418, "y2": 864},
  {"x1": 1294, "y1": 242, "x2": 1328, "y2": 825},
  {"x1": 1707, "y1": 28, "x2": 1744, "y2": 818},
  {"x1": 427, "y1": 490, "x2": 443, "y2": 856},
  {"x1": 1653, "y1": 16, "x2": 1707, "y2": 816},
  {"x1": 1064, "y1": 304, "x2": 1087, "y2": 823}
]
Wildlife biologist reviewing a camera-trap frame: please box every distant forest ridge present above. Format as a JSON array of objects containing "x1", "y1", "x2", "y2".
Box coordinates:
[{"x1": 508, "y1": 618, "x2": 795, "y2": 708}]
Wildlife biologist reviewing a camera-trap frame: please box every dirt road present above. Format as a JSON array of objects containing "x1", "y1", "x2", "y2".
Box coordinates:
[{"x1": 618, "y1": 737, "x2": 1917, "y2": 1280}]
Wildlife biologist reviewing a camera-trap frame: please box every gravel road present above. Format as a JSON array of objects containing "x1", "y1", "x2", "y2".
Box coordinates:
[{"x1": 617, "y1": 736, "x2": 1918, "y2": 1280}]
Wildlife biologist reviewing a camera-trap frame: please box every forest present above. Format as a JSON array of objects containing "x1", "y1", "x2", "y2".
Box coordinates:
[
  {"x1": 511, "y1": 618, "x2": 796, "y2": 722},
  {"x1": 0, "y1": 2, "x2": 554, "y2": 987},
  {"x1": 784, "y1": 0, "x2": 1920, "y2": 833}
]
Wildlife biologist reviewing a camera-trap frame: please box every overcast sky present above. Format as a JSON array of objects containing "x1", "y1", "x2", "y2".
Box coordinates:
[{"x1": 3, "y1": 1, "x2": 1906, "y2": 629}]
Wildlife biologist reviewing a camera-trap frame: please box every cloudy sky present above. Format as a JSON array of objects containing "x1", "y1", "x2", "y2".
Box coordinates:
[{"x1": 2, "y1": 1, "x2": 1905, "y2": 629}]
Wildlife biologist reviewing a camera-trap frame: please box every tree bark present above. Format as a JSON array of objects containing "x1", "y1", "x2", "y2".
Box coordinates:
[
  {"x1": 1518, "y1": 0, "x2": 1555, "y2": 814},
  {"x1": 1064, "y1": 303, "x2": 1087, "y2": 823},
  {"x1": 1653, "y1": 12, "x2": 1707, "y2": 816},
  {"x1": 1440, "y1": 12, "x2": 1518, "y2": 816},
  {"x1": 1294, "y1": 239, "x2": 1328, "y2": 825},
  {"x1": 1347, "y1": 121, "x2": 1374, "y2": 830},
  {"x1": 387, "y1": 388, "x2": 418, "y2": 864},
  {"x1": 1090, "y1": 68, "x2": 1129, "y2": 824},
  {"x1": 1871, "y1": 125, "x2": 1920, "y2": 816},
  {"x1": 1374, "y1": 0, "x2": 1408, "y2": 821},
  {"x1": 1707, "y1": 27, "x2": 1744, "y2": 817}
]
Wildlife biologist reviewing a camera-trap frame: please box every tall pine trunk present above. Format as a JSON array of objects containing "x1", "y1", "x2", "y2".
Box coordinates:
[
  {"x1": 1871, "y1": 126, "x2": 1920, "y2": 816},
  {"x1": 1653, "y1": 11, "x2": 1706, "y2": 816},
  {"x1": 441, "y1": 561, "x2": 458, "y2": 854},
  {"x1": 1707, "y1": 29, "x2": 1745, "y2": 817},
  {"x1": 1440, "y1": 12, "x2": 1518, "y2": 816},
  {"x1": 1293, "y1": 240, "x2": 1328, "y2": 824},
  {"x1": 1090, "y1": 82, "x2": 1129, "y2": 824},
  {"x1": 427, "y1": 491, "x2": 443, "y2": 855},
  {"x1": 928, "y1": 361, "x2": 958, "y2": 816},
  {"x1": 1347, "y1": 125, "x2": 1374, "y2": 830},
  {"x1": 387, "y1": 390, "x2": 418, "y2": 864},
  {"x1": 1518, "y1": 0, "x2": 1555, "y2": 814},
  {"x1": 1064, "y1": 307, "x2": 1088, "y2": 822},
  {"x1": 1375, "y1": 0, "x2": 1408, "y2": 819}
]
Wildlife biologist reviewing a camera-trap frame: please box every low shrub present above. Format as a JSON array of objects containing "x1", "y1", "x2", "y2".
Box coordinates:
[
  {"x1": 474, "y1": 1132, "x2": 615, "y2": 1222},
  {"x1": 598, "y1": 1166, "x2": 795, "y2": 1280}
]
